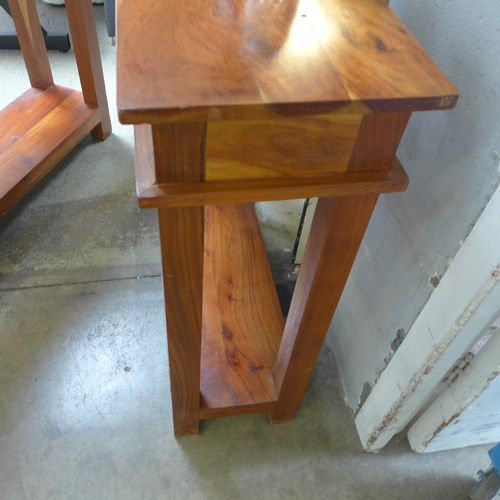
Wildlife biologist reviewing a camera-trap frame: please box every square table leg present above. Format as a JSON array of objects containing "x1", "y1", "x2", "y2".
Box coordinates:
[
  {"x1": 158, "y1": 207, "x2": 204, "y2": 436},
  {"x1": 152, "y1": 122, "x2": 207, "y2": 436},
  {"x1": 158, "y1": 206, "x2": 204, "y2": 436},
  {"x1": 271, "y1": 193, "x2": 380, "y2": 423},
  {"x1": 270, "y1": 112, "x2": 410, "y2": 423}
]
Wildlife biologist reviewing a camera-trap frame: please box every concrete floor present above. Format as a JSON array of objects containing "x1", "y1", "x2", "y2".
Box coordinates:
[{"x1": 0, "y1": 3, "x2": 494, "y2": 499}]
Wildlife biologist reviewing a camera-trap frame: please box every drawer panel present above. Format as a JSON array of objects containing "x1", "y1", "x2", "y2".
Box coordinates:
[{"x1": 206, "y1": 114, "x2": 362, "y2": 180}]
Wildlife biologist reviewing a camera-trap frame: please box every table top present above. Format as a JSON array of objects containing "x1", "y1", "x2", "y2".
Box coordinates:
[{"x1": 117, "y1": 0, "x2": 458, "y2": 124}]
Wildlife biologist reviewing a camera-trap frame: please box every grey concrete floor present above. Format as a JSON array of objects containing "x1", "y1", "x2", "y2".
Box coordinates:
[{"x1": 0, "y1": 3, "x2": 493, "y2": 499}]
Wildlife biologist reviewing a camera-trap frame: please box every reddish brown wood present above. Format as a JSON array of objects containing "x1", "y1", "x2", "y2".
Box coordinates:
[
  {"x1": 119, "y1": 0, "x2": 458, "y2": 435},
  {"x1": 200, "y1": 204, "x2": 283, "y2": 419},
  {"x1": 117, "y1": 0, "x2": 458, "y2": 124},
  {"x1": 200, "y1": 402, "x2": 276, "y2": 421},
  {"x1": 132, "y1": 124, "x2": 408, "y2": 207},
  {"x1": 134, "y1": 158, "x2": 408, "y2": 209},
  {"x1": 0, "y1": 86, "x2": 100, "y2": 215},
  {"x1": 118, "y1": 102, "x2": 368, "y2": 125},
  {"x1": 270, "y1": 111, "x2": 410, "y2": 422},
  {"x1": 65, "y1": 0, "x2": 111, "y2": 139},
  {"x1": 159, "y1": 207, "x2": 204, "y2": 436},
  {"x1": 151, "y1": 123, "x2": 207, "y2": 183},
  {"x1": 154, "y1": 122, "x2": 207, "y2": 436},
  {"x1": 0, "y1": 86, "x2": 72, "y2": 155},
  {"x1": 1, "y1": 0, "x2": 111, "y2": 216},
  {"x1": 7, "y1": 0, "x2": 53, "y2": 90},
  {"x1": 348, "y1": 113, "x2": 411, "y2": 172},
  {"x1": 271, "y1": 194, "x2": 379, "y2": 423}
]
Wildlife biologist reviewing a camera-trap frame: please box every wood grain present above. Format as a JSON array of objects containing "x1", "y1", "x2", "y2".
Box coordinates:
[
  {"x1": 271, "y1": 194, "x2": 380, "y2": 423},
  {"x1": 0, "y1": 86, "x2": 99, "y2": 215},
  {"x1": 7, "y1": 0, "x2": 53, "y2": 90},
  {"x1": 154, "y1": 121, "x2": 206, "y2": 436},
  {"x1": 117, "y1": 101, "x2": 370, "y2": 125},
  {"x1": 348, "y1": 112, "x2": 411, "y2": 172},
  {"x1": 236, "y1": 0, "x2": 351, "y2": 115},
  {"x1": 119, "y1": 0, "x2": 458, "y2": 435},
  {"x1": 135, "y1": 157, "x2": 408, "y2": 208},
  {"x1": 133, "y1": 125, "x2": 156, "y2": 194},
  {"x1": 159, "y1": 207, "x2": 204, "y2": 436},
  {"x1": 200, "y1": 204, "x2": 283, "y2": 419},
  {"x1": 205, "y1": 114, "x2": 362, "y2": 180},
  {"x1": 117, "y1": 0, "x2": 458, "y2": 124},
  {"x1": 151, "y1": 123, "x2": 207, "y2": 183},
  {"x1": 1, "y1": 0, "x2": 110, "y2": 216},
  {"x1": 267, "y1": 111, "x2": 410, "y2": 420},
  {"x1": 65, "y1": 0, "x2": 111, "y2": 139},
  {"x1": 0, "y1": 85, "x2": 73, "y2": 154}
]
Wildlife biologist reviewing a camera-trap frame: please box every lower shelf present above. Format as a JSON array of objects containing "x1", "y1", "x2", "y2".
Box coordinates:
[
  {"x1": 0, "y1": 84, "x2": 100, "y2": 215},
  {"x1": 199, "y1": 203, "x2": 284, "y2": 420}
]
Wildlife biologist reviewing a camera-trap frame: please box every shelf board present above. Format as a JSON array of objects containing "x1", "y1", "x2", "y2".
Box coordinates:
[
  {"x1": 200, "y1": 203, "x2": 284, "y2": 420},
  {"x1": 0, "y1": 85, "x2": 100, "y2": 214}
]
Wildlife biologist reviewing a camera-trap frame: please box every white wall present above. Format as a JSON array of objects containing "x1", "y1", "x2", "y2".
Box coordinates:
[
  {"x1": 327, "y1": 0, "x2": 500, "y2": 412},
  {"x1": 256, "y1": 200, "x2": 303, "y2": 284}
]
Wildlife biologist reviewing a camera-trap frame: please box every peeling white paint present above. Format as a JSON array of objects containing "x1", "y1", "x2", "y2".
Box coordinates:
[
  {"x1": 355, "y1": 184, "x2": 500, "y2": 451},
  {"x1": 408, "y1": 327, "x2": 500, "y2": 452}
]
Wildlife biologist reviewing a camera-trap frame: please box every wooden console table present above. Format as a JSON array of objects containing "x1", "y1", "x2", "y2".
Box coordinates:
[{"x1": 117, "y1": 0, "x2": 458, "y2": 436}]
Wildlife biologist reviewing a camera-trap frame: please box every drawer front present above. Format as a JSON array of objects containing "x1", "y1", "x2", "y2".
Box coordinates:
[{"x1": 206, "y1": 114, "x2": 362, "y2": 181}]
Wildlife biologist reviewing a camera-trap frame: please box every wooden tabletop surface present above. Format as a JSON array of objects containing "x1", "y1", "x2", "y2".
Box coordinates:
[{"x1": 117, "y1": 0, "x2": 458, "y2": 123}]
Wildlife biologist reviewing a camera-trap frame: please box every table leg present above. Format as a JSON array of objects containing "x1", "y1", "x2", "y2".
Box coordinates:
[
  {"x1": 271, "y1": 193, "x2": 379, "y2": 423},
  {"x1": 159, "y1": 206, "x2": 204, "y2": 436},
  {"x1": 270, "y1": 111, "x2": 410, "y2": 423},
  {"x1": 7, "y1": 0, "x2": 53, "y2": 90},
  {"x1": 152, "y1": 122, "x2": 206, "y2": 436},
  {"x1": 65, "y1": 0, "x2": 111, "y2": 139}
]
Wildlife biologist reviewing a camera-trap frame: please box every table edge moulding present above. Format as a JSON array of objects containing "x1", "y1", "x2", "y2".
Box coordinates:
[{"x1": 116, "y1": 0, "x2": 458, "y2": 437}]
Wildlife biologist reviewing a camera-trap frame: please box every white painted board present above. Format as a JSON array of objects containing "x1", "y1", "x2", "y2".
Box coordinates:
[
  {"x1": 354, "y1": 185, "x2": 500, "y2": 451},
  {"x1": 408, "y1": 327, "x2": 500, "y2": 453}
]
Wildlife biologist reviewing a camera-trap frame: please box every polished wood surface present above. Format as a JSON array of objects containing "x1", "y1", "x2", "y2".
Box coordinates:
[
  {"x1": 137, "y1": 158, "x2": 408, "y2": 208},
  {"x1": 269, "y1": 108, "x2": 409, "y2": 422},
  {"x1": 119, "y1": 0, "x2": 458, "y2": 436},
  {"x1": 271, "y1": 194, "x2": 380, "y2": 423},
  {"x1": 206, "y1": 114, "x2": 362, "y2": 180},
  {"x1": 348, "y1": 112, "x2": 411, "y2": 171},
  {"x1": 133, "y1": 123, "x2": 408, "y2": 208},
  {"x1": 133, "y1": 124, "x2": 156, "y2": 194},
  {"x1": 0, "y1": 86, "x2": 99, "y2": 215},
  {"x1": 200, "y1": 204, "x2": 283, "y2": 419},
  {"x1": 117, "y1": 0, "x2": 458, "y2": 123},
  {"x1": 155, "y1": 121, "x2": 206, "y2": 436},
  {"x1": 1, "y1": 0, "x2": 110, "y2": 216},
  {"x1": 7, "y1": 0, "x2": 53, "y2": 90},
  {"x1": 151, "y1": 123, "x2": 207, "y2": 183},
  {"x1": 65, "y1": 0, "x2": 111, "y2": 139},
  {"x1": 159, "y1": 207, "x2": 204, "y2": 436}
]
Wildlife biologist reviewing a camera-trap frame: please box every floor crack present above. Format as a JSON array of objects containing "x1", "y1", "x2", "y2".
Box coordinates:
[{"x1": 0, "y1": 274, "x2": 162, "y2": 292}]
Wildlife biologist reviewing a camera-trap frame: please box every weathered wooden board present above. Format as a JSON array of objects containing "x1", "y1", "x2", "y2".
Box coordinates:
[
  {"x1": 408, "y1": 325, "x2": 500, "y2": 453},
  {"x1": 355, "y1": 185, "x2": 500, "y2": 451}
]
